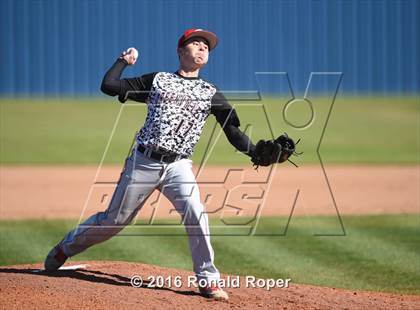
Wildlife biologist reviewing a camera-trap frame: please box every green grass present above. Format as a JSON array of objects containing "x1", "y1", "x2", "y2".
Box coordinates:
[
  {"x1": 0, "y1": 96, "x2": 419, "y2": 165},
  {"x1": 0, "y1": 215, "x2": 419, "y2": 294}
]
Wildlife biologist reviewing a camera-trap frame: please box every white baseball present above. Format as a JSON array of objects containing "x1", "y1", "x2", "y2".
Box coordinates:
[{"x1": 126, "y1": 47, "x2": 138, "y2": 60}]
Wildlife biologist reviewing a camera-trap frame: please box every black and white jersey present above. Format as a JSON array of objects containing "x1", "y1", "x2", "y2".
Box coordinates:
[
  {"x1": 137, "y1": 72, "x2": 216, "y2": 156},
  {"x1": 101, "y1": 59, "x2": 254, "y2": 158}
]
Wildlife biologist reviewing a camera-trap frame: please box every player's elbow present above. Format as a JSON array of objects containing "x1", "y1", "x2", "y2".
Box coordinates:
[
  {"x1": 100, "y1": 79, "x2": 116, "y2": 96},
  {"x1": 222, "y1": 124, "x2": 239, "y2": 143}
]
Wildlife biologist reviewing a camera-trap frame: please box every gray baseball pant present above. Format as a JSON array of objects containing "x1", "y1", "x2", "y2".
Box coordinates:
[{"x1": 60, "y1": 148, "x2": 220, "y2": 282}]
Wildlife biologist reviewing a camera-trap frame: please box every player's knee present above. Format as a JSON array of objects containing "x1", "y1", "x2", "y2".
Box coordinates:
[{"x1": 113, "y1": 211, "x2": 134, "y2": 226}]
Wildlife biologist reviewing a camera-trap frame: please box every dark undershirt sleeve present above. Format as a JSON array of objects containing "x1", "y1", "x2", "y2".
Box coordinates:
[
  {"x1": 211, "y1": 92, "x2": 256, "y2": 157},
  {"x1": 100, "y1": 58, "x2": 156, "y2": 103}
]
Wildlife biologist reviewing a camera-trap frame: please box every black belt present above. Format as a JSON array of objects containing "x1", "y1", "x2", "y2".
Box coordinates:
[{"x1": 137, "y1": 145, "x2": 186, "y2": 163}]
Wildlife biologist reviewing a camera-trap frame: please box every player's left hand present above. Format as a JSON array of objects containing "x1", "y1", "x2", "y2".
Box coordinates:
[{"x1": 120, "y1": 47, "x2": 138, "y2": 65}]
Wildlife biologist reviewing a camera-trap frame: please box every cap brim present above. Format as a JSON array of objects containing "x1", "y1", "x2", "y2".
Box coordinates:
[{"x1": 186, "y1": 30, "x2": 218, "y2": 50}]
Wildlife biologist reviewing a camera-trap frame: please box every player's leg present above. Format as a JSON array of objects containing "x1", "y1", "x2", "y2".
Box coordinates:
[
  {"x1": 159, "y1": 159, "x2": 222, "y2": 286},
  {"x1": 45, "y1": 151, "x2": 164, "y2": 270}
]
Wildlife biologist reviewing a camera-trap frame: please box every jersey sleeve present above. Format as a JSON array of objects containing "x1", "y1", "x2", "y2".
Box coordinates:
[
  {"x1": 211, "y1": 91, "x2": 255, "y2": 157},
  {"x1": 118, "y1": 72, "x2": 156, "y2": 103},
  {"x1": 210, "y1": 91, "x2": 241, "y2": 127},
  {"x1": 100, "y1": 58, "x2": 156, "y2": 103}
]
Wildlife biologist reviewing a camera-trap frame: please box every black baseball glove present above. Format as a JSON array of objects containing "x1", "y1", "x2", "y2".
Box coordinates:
[{"x1": 251, "y1": 133, "x2": 301, "y2": 168}]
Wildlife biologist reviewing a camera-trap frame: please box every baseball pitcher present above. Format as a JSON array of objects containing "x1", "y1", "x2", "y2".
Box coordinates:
[{"x1": 44, "y1": 29, "x2": 297, "y2": 300}]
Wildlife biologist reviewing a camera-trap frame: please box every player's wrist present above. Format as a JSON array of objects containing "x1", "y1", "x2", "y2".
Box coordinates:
[
  {"x1": 118, "y1": 57, "x2": 129, "y2": 65},
  {"x1": 246, "y1": 145, "x2": 256, "y2": 158}
]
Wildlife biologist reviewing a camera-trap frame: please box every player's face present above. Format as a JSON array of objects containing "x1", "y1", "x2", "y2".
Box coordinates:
[{"x1": 180, "y1": 38, "x2": 209, "y2": 68}]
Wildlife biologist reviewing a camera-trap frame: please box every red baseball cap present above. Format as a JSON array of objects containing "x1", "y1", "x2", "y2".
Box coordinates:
[{"x1": 178, "y1": 28, "x2": 218, "y2": 51}]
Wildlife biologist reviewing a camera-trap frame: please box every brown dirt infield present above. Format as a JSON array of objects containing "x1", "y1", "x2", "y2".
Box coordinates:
[
  {"x1": 0, "y1": 165, "x2": 418, "y2": 219},
  {"x1": 1, "y1": 261, "x2": 419, "y2": 310},
  {"x1": 0, "y1": 165, "x2": 419, "y2": 309}
]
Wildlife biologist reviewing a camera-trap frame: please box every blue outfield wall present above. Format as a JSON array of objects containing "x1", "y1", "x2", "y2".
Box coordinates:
[{"x1": 0, "y1": 0, "x2": 419, "y2": 96}]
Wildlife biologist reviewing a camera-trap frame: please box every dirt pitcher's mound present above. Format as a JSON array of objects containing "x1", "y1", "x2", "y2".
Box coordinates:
[{"x1": 0, "y1": 261, "x2": 419, "y2": 310}]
